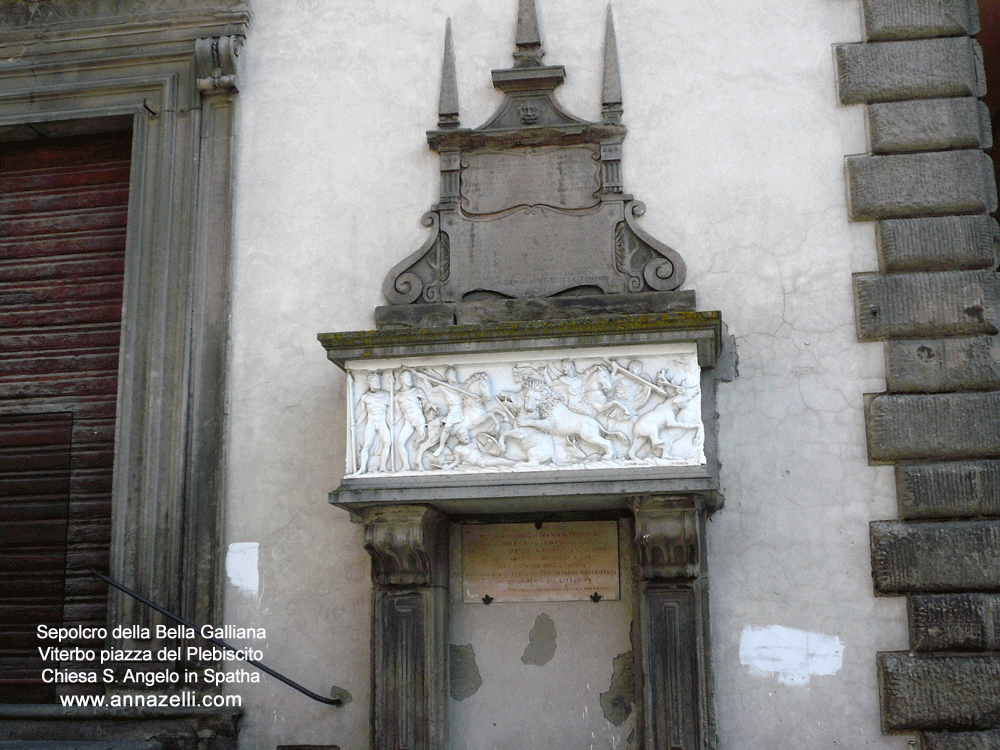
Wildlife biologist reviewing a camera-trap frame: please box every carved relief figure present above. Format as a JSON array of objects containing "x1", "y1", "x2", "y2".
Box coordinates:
[
  {"x1": 519, "y1": 379, "x2": 626, "y2": 460},
  {"x1": 394, "y1": 369, "x2": 428, "y2": 470},
  {"x1": 356, "y1": 371, "x2": 392, "y2": 473}
]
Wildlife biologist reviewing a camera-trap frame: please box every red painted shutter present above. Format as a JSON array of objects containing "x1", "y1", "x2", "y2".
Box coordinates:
[{"x1": 0, "y1": 132, "x2": 131, "y2": 702}]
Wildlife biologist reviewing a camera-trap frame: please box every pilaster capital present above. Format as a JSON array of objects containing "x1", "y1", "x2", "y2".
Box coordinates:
[
  {"x1": 196, "y1": 35, "x2": 242, "y2": 93},
  {"x1": 630, "y1": 496, "x2": 701, "y2": 580},
  {"x1": 360, "y1": 505, "x2": 449, "y2": 587}
]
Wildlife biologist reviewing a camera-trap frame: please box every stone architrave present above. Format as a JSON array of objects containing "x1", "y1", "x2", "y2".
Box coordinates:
[{"x1": 346, "y1": 343, "x2": 705, "y2": 478}]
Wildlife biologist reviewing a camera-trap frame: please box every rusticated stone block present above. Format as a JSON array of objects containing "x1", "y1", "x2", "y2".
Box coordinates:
[
  {"x1": 867, "y1": 392, "x2": 1000, "y2": 462},
  {"x1": 854, "y1": 271, "x2": 1000, "y2": 341},
  {"x1": 877, "y1": 216, "x2": 998, "y2": 273},
  {"x1": 897, "y1": 461, "x2": 1000, "y2": 519},
  {"x1": 869, "y1": 98, "x2": 991, "y2": 154},
  {"x1": 836, "y1": 37, "x2": 985, "y2": 105},
  {"x1": 879, "y1": 652, "x2": 1000, "y2": 731},
  {"x1": 862, "y1": 0, "x2": 980, "y2": 41},
  {"x1": 909, "y1": 594, "x2": 1000, "y2": 651},
  {"x1": 922, "y1": 730, "x2": 1000, "y2": 750},
  {"x1": 846, "y1": 152, "x2": 996, "y2": 221},
  {"x1": 871, "y1": 520, "x2": 1000, "y2": 593},
  {"x1": 886, "y1": 337, "x2": 1000, "y2": 393}
]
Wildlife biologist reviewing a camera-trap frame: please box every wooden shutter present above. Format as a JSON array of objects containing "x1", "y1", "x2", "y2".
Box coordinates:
[{"x1": 0, "y1": 132, "x2": 131, "y2": 701}]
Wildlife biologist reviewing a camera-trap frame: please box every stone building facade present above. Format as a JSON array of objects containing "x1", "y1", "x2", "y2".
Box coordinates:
[{"x1": 0, "y1": 0, "x2": 998, "y2": 749}]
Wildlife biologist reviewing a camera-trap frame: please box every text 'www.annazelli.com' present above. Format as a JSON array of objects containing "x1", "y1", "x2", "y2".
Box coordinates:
[{"x1": 58, "y1": 693, "x2": 242, "y2": 708}]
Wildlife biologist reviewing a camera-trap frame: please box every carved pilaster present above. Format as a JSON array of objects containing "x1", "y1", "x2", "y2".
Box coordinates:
[
  {"x1": 632, "y1": 497, "x2": 702, "y2": 581},
  {"x1": 361, "y1": 506, "x2": 449, "y2": 750},
  {"x1": 196, "y1": 36, "x2": 242, "y2": 93}
]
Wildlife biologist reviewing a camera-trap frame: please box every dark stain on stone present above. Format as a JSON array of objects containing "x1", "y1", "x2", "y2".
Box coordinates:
[
  {"x1": 521, "y1": 613, "x2": 556, "y2": 666},
  {"x1": 600, "y1": 649, "x2": 635, "y2": 726},
  {"x1": 916, "y1": 345, "x2": 935, "y2": 361},
  {"x1": 449, "y1": 643, "x2": 482, "y2": 701},
  {"x1": 965, "y1": 304, "x2": 985, "y2": 324}
]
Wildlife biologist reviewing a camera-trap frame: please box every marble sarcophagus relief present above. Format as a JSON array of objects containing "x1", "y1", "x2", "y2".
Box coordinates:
[{"x1": 347, "y1": 344, "x2": 704, "y2": 478}]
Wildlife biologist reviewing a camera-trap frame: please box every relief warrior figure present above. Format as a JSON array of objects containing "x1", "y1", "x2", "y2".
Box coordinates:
[
  {"x1": 627, "y1": 368, "x2": 703, "y2": 461},
  {"x1": 356, "y1": 371, "x2": 392, "y2": 473},
  {"x1": 445, "y1": 428, "x2": 516, "y2": 470},
  {"x1": 393, "y1": 369, "x2": 429, "y2": 471},
  {"x1": 518, "y1": 378, "x2": 628, "y2": 460}
]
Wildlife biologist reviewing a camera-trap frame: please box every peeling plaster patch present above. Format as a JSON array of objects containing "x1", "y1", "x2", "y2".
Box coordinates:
[
  {"x1": 449, "y1": 644, "x2": 482, "y2": 701},
  {"x1": 521, "y1": 613, "x2": 556, "y2": 666},
  {"x1": 226, "y1": 542, "x2": 259, "y2": 596},
  {"x1": 599, "y1": 650, "x2": 634, "y2": 726},
  {"x1": 739, "y1": 625, "x2": 844, "y2": 686}
]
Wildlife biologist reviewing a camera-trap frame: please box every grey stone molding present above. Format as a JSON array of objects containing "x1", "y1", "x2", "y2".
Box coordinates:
[
  {"x1": 868, "y1": 98, "x2": 991, "y2": 154},
  {"x1": 835, "y1": 37, "x2": 985, "y2": 105},
  {"x1": 876, "y1": 216, "x2": 998, "y2": 274},
  {"x1": 861, "y1": 0, "x2": 980, "y2": 41},
  {"x1": 0, "y1": 0, "x2": 248, "y2": 660},
  {"x1": 866, "y1": 392, "x2": 1000, "y2": 461},
  {"x1": 631, "y1": 498, "x2": 702, "y2": 581},
  {"x1": 361, "y1": 507, "x2": 449, "y2": 750},
  {"x1": 878, "y1": 652, "x2": 1000, "y2": 732},
  {"x1": 0, "y1": 707, "x2": 241, "y2": 749},
  {"x1": 838, "y1": 0, "x2": 1000, "y2": 742},
  {"x1": 909, "y1": 594, "x2": 1000, "y2": 651},
  {"x1": 896, "y1": 461, "x2": 1000, "y2": 519},
  {"x1": 853, "y1": 270, "x2": 1000, "y2": 341},
  {"x1": 871, "y1": 520, "x2": 1000, "y2": 593},
  {"x1": 846, "y1": 151, "x2": 997, "y2": 221}
]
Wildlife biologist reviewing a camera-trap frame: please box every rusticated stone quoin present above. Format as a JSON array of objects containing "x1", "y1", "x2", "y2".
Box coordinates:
[
  {"x1": 862, "y1": 0, "x2": 980, "y2": 42},
  {"x1": 846, "y1": 151, "x2": 996, "y2": 221},
  {"x1": 886, "y1": 337, "x2": 1000, "y2": 393},
  {"x1": 854, "y1": 270, "x2": 1000, "y2": 341},
  {"x1": 878, "y1": 652, "x2": 1000, "y2": 731},
  {"x1": 896, "y1": 460, "x2": 1000, "y2": 519},
  {"x1": 871, "y1": 520, "x2": 1000, "y2": 593},
  {"x1": 877, "y1": 216, "x2": 997, "y2": 274},
  {"x1": 868, "y1": 98, "x2": 991, "y2": 154},
  {"x1": 909, "y1": 593, "x2": 1000, "y2": 651},
  {"x1": 836, "y1": 37, "x2": 985, "y2": 105},
  {"x1": 866, "y1": 392, "x2": 1000, "y2": 462},
  {"x1": 922, "y1": 730, "x2": 1000, "y2": 750}
]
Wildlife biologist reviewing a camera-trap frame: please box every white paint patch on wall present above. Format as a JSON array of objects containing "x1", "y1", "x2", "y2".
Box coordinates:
[
  {"x1": 739, "y1": 625, "x2": 844, "y2": 686},
  {"x1": 226, "y1": 542, "x2": 260, "y2": 596}
]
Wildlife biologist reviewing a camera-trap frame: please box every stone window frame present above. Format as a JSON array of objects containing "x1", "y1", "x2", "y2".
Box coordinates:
[{"x1": 0, "y1": 5, "x2": 248, "y2": 639}]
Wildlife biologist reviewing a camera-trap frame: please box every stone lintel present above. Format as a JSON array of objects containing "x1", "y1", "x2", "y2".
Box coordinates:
[
  {"x1": 862, "y1": 0, "x2": 980, "y2": 42},
  {"x1": 854, "y1": 270, "x2": 1000, "y2": 341},
  {"x1": 921, "y1": 730, "x2": 1000, "y2": 750},
  {"x1": 868, "y1": 98, "x2": 990, "y2": 154},
  {"x1": 896, "y1": 460, "x2": 1000, "y2": 519},
  {"x1": 886, "y1": 337, "x2": 1000, "y2": 393},
  {"x1": 878, "y1": 652, "x2": 1000, "y2": 731},
  {"x1": 320, "y1": 311, "x2": 723, "y2": 370},
  {"x1": 846, "y1": 151, "x2": 996, "y2": 222},
  {"x1": 877, "y1": 216, "x2": 998, "y2": 273},
  {"x1": 866, "y1": 392, "x2": 1000, "y2": 462},
  {"x1": 909, "y1": 593, "x2": 1000, "y2": 651},
  {"x1": 871, "y1": 519, "x2": 1000, "y2": 593},
  {"x1": 836, "y1": 37, "x2": 985, "y2": 105}
]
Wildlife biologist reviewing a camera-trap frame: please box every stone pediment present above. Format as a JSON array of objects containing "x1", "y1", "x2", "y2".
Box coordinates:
[{"x1": 381, "y1": 2, "x2": 686, "y2": 309}]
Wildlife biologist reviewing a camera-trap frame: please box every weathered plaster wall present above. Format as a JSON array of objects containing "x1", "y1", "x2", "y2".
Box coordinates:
[{"x1": 224, "y1": 0, "x2": 909, "y2": 747}]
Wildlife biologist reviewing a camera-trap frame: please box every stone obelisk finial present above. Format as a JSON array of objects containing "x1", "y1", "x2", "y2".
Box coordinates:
[
  {"x1": 513, "y1": 0, "x2": 544, "y2": 67},
  {"x1": 437, "y1": 19, "x2": 460, "y2": 129},
  {"x1": 602, "y1": 6, "x2": 623, "y2": 123}
]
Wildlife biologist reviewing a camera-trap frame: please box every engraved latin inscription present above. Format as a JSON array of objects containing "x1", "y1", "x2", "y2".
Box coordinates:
[
  {"x1": 462, "y1": 521, "x2": 620, "y2": 603},
  {"x1": 460, "y1": 146, "x2": 601, "y2": 215}
]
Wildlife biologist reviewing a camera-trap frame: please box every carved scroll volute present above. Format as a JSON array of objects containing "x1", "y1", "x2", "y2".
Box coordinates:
[
  {"x1": 196, "y1": 36, "x2": 242, "y2": 93},
  {"x1": 361, "y1": 505, "x2": 449, "y2": 587},
  {"x1": 631, "y1": 498, "x2": 701, "y2": 580}
]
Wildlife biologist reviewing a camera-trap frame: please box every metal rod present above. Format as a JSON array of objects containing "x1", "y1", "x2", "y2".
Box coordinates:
[{"x1": 90, "y1": 568, "x2": 343, "y2": 706}]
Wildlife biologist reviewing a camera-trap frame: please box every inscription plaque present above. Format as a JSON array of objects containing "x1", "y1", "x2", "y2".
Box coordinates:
[
  {"x1": 462, "y1": 521, "x2": 620, "y2": 603},
  {"x1": 460, "y1": 146, "x2": 602, "y2": 215}
]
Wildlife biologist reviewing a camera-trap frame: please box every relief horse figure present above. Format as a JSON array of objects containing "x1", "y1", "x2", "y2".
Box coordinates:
[{"x1": 519, "y1": 381, "x2": 628, "y2": 460}]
